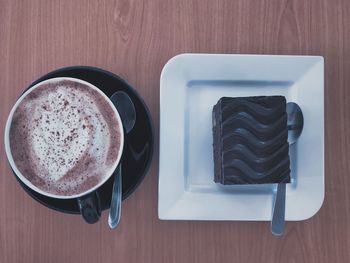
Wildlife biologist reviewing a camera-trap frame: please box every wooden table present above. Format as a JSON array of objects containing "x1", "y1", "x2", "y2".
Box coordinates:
[{"x1": 0, "y1": 0, "x2": 348, "y2": 262}]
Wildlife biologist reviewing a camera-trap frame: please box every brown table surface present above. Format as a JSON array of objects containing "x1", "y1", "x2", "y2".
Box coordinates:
[{"x1": 0, "y1": 0, "x2": 348, "y2": 262}]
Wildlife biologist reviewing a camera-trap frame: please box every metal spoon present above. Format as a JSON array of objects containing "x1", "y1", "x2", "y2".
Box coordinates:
[
  {"x1": 108, "y1": 91, "x2": 136, "y2": 229},
  {"x1": 271, "y1": 102, "x2": 303, "y2": 236}
]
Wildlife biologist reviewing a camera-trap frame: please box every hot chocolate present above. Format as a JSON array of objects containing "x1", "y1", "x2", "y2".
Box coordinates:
[{"x1": 9, "y1": 78, "x2": 122, "y2": 196}]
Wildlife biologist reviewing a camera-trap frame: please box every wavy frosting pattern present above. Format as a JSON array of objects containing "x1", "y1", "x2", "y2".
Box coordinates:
[{"x1": 213, "y1": 96, "x2": 290, "y2": 184}]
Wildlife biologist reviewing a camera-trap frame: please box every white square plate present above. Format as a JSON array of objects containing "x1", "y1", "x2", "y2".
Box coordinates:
[{"x1": 159, "y1": 54, "x2": 324, "y2": 221}]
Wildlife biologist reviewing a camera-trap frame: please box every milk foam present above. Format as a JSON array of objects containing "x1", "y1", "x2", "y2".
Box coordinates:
[{"x1": 9, "y1": 79, "x2": 121, "y2": 196}]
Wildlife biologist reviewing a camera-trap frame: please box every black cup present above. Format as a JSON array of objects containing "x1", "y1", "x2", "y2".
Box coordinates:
[{"x1": 4, "y1": 77, "x2": 125, "y2": 224}]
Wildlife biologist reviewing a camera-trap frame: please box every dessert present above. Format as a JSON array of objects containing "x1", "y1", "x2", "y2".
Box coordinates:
[{"x1": 212, "y1": 96, "x2": 290, "y2": 184}]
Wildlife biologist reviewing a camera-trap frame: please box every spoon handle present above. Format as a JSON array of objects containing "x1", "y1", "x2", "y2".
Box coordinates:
[
  {"x1": 108, "y1": 163, "x2": 122, "y2": 229},
  {"x1": 271, "y1": 183, "x2": 286, "y2": 236}
]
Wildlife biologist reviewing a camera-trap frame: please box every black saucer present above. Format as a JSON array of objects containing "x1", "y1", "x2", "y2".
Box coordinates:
[{"x1": 13, "y1": 66, "x2": 154, "y2": 214}]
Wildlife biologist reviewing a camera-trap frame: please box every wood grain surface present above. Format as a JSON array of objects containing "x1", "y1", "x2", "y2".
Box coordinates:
[{"x1": 0, "y1": 0, "x2": 348, "y2": 262}]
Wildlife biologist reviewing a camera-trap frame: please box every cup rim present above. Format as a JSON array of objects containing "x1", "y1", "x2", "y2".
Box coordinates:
[{"x1": 4, "y1": 77, "x2": 124, "y2": 199}]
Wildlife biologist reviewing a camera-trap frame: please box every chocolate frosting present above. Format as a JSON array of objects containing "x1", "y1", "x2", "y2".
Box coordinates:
[{"x1": 212, "y1": 96, "x2": 290, "y2": 184}]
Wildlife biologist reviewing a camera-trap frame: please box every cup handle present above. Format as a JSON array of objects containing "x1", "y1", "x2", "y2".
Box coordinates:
[{"x1": 77, "y1": 192, "x2": 101, "y2": 224}]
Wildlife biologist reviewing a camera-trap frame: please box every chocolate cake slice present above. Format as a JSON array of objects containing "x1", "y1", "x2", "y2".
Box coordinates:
[{"x1": 212, "y1": 96, "x2": 290, "y2": 184}]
